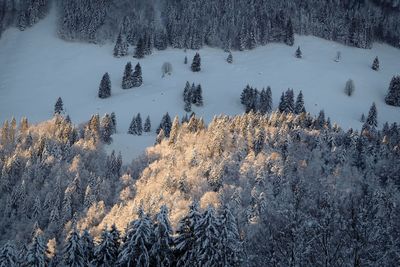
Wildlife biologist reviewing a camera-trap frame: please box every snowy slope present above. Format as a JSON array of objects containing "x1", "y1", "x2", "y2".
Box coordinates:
[{"x1": 0, "y1": 11, "x2": 400, "y2": 163}]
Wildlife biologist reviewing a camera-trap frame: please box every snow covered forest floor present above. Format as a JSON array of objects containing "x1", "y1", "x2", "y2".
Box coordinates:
[{"x1": 0, "y1": 10, "x2": 399, "y2": 163}]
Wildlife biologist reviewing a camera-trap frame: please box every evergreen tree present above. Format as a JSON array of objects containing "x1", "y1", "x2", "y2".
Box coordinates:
[
  {"x1": 295, "y1": 46, "x2": 302, "y2": 58},
  {"x1": 284, "y1": 89, "x2": 295, "y2": 113},
  {"x1": 155, "y1": 129, "x2": 165, "y2": 145},
  {"x1": 144, "y1": 116, "x2": 151, "y2": 133},
  {"x1": 360, "y1": 113, "x2": 366, "y2": 123},
  {"x1": 128, "y1": 115, "x2": 138, "y2": 135},
  {"x1": 183, "y1": 82, "x2": 192, "y2": 112},
  {"x1": 193, "y1": 84, "x2": 203, "y2": 106},
  {"x1": 136, "y1": 113, "x2": 143, "y2": 136},
  {"x1": 175, "y1": 201, "x2": 202, "y2": 266},
  {"x1": 366, "y1": 102, "x2": 378, "y2": 128},
  {"x1": 117, "y1": 211, "x2": 153, "y2": 267},
  {"x1": 259, "y1": 87, "x2": 272, "y2": 114},
  {"x1": 132, "y1": 63, "x2": 143, "y2": 87},
  {"x1": 345, "y1": 79, "x2": 355, "y2": 96},
  {"x1": 157, "y1": 113, "x2": 172, "y2": 137},
  {"x1": 372, "y1": 56, "x2": 380, "y2": 71},
  {"x1": 98, "y1": 73, "x2": 111, "y2": 99},
  {"x1": 385, "y1": 75, "x2": 400, "y2": 106},
  {"x1": 110, "y1": 112, "x2": 117, "y2": 134},
  {"x1": 122, "y1": 62, "x2": 134, "y2": 89},
  {"x1": 150, "y1": 205, "x2": 174, "y2": 266},
  {"x1": 184, "y1": 56, "x2": 188, "y2": 64},
  {"x1": 285, "y1": 19, "x2": 294, "y2": 46},
  {"x1": 316, "y1": 110, "x2": 326, "y2": 129},
  {"x1": 81, "y1": 230, "x2": 94, "y2": 265},
  {"x1": 26, "y1": 232, "x2": 48, "y2": 267},
  {"x1": 134, "y1": 38, "x2": 145, "y2": 59},
  {"x1": 100, "y1": 114, "x2": 113, "y2": 144},
  {"x1": 93, "y1": 228, "x2": 118, "y2": 267},
  {"x1": 54, "y1": 97, "x2": 64, "y2": 115},
  {"x1": 110, "y1": 224, "x2": 121, "y2": 252},
  {"x1": 168, "y1": 116, "x2": 180, "y2": 145},
  {"x1": 294, "y1": 90, "x2": 306, "y2": 114},
  {"x1": 227, "y1": 52, "x2": 233, "y2": 63},
  {"x1": 191, "y1": 53, "x2": 201, "y2": 72},
  {"x1": 278, "y1": 92, "x2": 286, "y2": 113},
  {"x1": 113, "y1": 31, "x2": 128, "y2": 58},
  {"x1": 62, "y1": 228, "x2": 85, "y2": 267},
  {"x1": 0, "y1": 242, "x2": 18, "y2": 267}
]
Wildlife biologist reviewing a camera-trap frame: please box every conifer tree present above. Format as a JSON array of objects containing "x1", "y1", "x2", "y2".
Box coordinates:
[
  {"x1": 284, "y1": 89, "x2": 295, "y2": 113},
  {"x1": 144, "y1": 116, "x2": 151, "y2": 133},
  {"x1": 259, "y1": 87, "x2": 272, "y2": 114},
  {"x1": 385, "y1": 75, "x2": 400, "y2": 106},
  {"x1": 113, "y1": 31, "x2": 128, "y2": 58},
  {"x1": 157, "y1": 113, "x2": 172, "y2": 137},
  {"x1": 294, "y1": 90, "x2": 306, "y2": 114},
  {"x1": 98, "y1": 73, "x2": 111, "y2": 99},
  {"x1": 227, "y1": 52, "x2": 233, "y2": 63},
  {"x1": 110, "y1": 112, "x2": 117, "y2": 133},
  {"x1": 136, "y1": 113, "x2": 143, "y2": 136},
  {"x1": 278, "y1": 92, "x2": 286, "y2": 113},
  {"x1": 372, "y1": 56, "x2": 379, "y2": 71},
  {"x1": 100, "y1": 114, "x2": 113, "y2": 144},
  {"x1": 134, "y1": 38, "x2": 145, "y2": 59},
  {"x1": 360, "y1": 113, "x2": 366, "y2": 123},
  {"x1": 110, "y1": 224, "x2": 121, "y2": 252},
  {"x1": 183, "y1": 82, "x2": 192, "y2": 112},
  {"x1": 0, "y1": 241, "x2": 18, "y2": 267},
  {"x1": 81, "y1": 230, "x2": 94, "y2": 265},
  {"x1": 155, "y1": 129, "x2": 165, "y2": 145},
  {"x1": 62, "y1": 227, "x2": 85, "y2": 267},
  {"x1": 168, "y1": 116, "x2": 180, "y2": 145},
  {"x1": 93, "y1": 228, "x2": 118, "y2": 267},
  {"x1": 132, "y1": 63, "x2": 143, "y2": 87},
  {"x1": 184, "y1": 56, "x2": 188, "y2": 64},
  {"x1": 316, "y1": 110, "x2": 326, "y2": 129},
  {"x1": 26, "y1": 232, "x2": 48, "y2": 267},
  {"x1": 285, "y1": 19, "x2": 294, "y2": 46},
  {"x1": 366, "y1": 102, "x2": 378, "y2": 128},
  {"x1": 295, "y1": 46, "x2": 302, "y2": 58},
  {"x1": 193, "y1": 84, "x2": 203, "y2": 106},
  {"x1": 191, "y1": 53, "x2": 201, "y2": 72},
  {"x1": 54, "y1": 97, "x2": 64, "y2": 115},
  {"x1": 122, "y1": 62, "x2": 134, "y2": 89},
  {"x1": 150, "y1": 205, "x2": 174, "y2": 266},
  {"x1": 128, "y1": 115, "x2": 137, "y2": 135}
]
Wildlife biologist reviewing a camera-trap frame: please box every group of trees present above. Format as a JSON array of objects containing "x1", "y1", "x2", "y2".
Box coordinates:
[
  {"x1": 278, "y1": 89, "x2": 306, "y2": 114},
  {"x1": 122, "y1": 62, "x2": 143, "y2": 89},
  {"x1": 240, "y1": 85, "x2": 273, "y2": 114},
  {"x1": 128, "y1": 113, "x2": 151, "y2": 136},
  {"x1": 183, "y1": 82, "x2": 203, "y2": 112},
  {"x1": 56, "y1": 0, "x2": 400, "y2": 51}
]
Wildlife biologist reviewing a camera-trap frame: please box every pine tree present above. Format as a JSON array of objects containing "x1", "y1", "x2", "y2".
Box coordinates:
[
  {"x1": 360, "y1": 113, "x2": 366, "y2": 123},
  {"x1": 81, "y1": 230, "x2": 94, "y2": 265},
  {"x1": 100, "y1": 114, "x2": 113, "y2": 144},
  {"x1": 175, "y1": 201, "x2": 202, "y2": 266},
  {"x1": 183, "y1": 81, "x2": 192, "y2": 112},
  {"x1": 134, "y1": 38, "x2": 145, "y2": 59},
  {"x1": 385, "y1": 75, "x2": 400, "y2": 107},
  {"x1": 0, "y1": 242, "x2": 18, "y2": 267},
  {"x1": 316, "y1": 110, "x2": 326, "y2": 129},
  {"x1": 259, "y1": 87, "x2": 272, "y2": 114},
  {"x1": 168, "y1": 116, "x2": 180, "y2": 145},
  {"x1": 110, "y1": 112, "x2": 117, "y2": 133},
  {"x1": 132, "y1": 63, "x2": 143, "y2": 87},
  {"x1": 295, "y1": 46, "x2": 302, "y2": 58},
  {"x1": 294, "y1": 90, "x2": 306, "y2": 114},
  {"x1": 110, "y1": 224, "x2": 121, "y2": 252},
  {"x1": 366, "y1": 102, "x2": 378, "y2": 128},
  {"x1": 98, "y1": 73, "x2": 111, "y2": 99},
  {"x1": 278, "y1": 92, "x2": 286, "y2": 113},
  {"x1": 372, "y1": 56, "x2": 379, "y2": 71},
  {"x1": 128, "y1": 115, "x2": 137, "y2": 135},
  {"x1": 122, "y1": 62, "x2": 134, "y2": 89},
  {"x1": 345, "y1": 79, "x2": 355, "y2": 96},
  {"x1": 93, "y1": 228, "x2": 118, "y2": 267},
  {"x1": 117, "y1": 211, "x2": 153, "y2": 267},
  {"x1": 136, "y1": 113, "x2": 143, "y2": 136},
  {"x1": 113, "y1": 31, "x2": 128, "y2": 58},
  {"x1": 155, "y1": 129, "x2": 165, "y2": 145},
  {"x1": 284, "y1": 89, "x2": 295, "y2": 113},
  {"x1": 191, "y1": 53, "x2": 201, "y2": 72},
  {"x1": 157, "y1": 113, "x2": 172, "y2": 137},
  {"x1": 149, "y1": 205, "x2": 174, "y2": 266},
  {"x1": 63, "y1": 228, "x2": 85, "y2": 267},
  {"x1": 285, "y1": 19, "x2": 294, "y2": 46},
  {"x1": 193, "y1": 84, "x2": 203, "y2": 106},
  {"x1": 54, "y1": 97, "x2": 64, "y2": 115},
  {"x1": 192, "y1": 206, "x2": 221, "y2": 266},
  {"x1": 227, "y1": 52, "x2": 233, "y2": 63},
  {"x1": 26, "y1": 232, "x2": 48, "y2": 267},
  {"x1": 144, "y1": 116, "x2": 151, "y2": 133}
]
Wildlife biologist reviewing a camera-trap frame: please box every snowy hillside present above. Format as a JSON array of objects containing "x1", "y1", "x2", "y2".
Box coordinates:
[{"x1": 0, "y1": 10, "x2": 399, "y2": 162}]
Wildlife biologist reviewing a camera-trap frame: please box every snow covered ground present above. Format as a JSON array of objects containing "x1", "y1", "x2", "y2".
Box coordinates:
[{"x1": 0, "y1": 11, "x2": 400, "y2": 163}]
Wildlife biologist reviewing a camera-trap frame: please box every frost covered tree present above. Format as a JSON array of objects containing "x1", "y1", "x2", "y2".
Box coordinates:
[
  {"x1": 157, "y1": 113, "x2": 172, "y2": 137},
  {"x1": 93, "y1": 228, "x2": 118, "y2": 267},
  {"x1": 144, "y1": 116, "x2": 151, "y2": 133},
  {"x1": 113, "y1": 31, "x2": 128, "y2": 58},
  {"x1": 62, "y1": 227, "x2": 85, "y2": 267},
  {"x1": 0, "y1": 242, "x2": 18, "y2": 267},
  {"x1": 295, "y1": 46, "x2": 302, "y2": 58},
  {"x1": 26, "y1": 232, "x2": 48, "y2": 267},
  {"x1": 345, "y1": 79, "x2": 355, "y2": 96},
  {"x1": 134, "y1": 38, "x2": 145, "y2": 59},
  {"x1": 54, "y1": 97, "x2": 64, "y2": 115},
  {"x1": 385, "y1": 75, "x2": 400, "y2": 106},
  {"x1": 278, "y1": 92, "x2": 286, "y2": 113},
  {"x1": 122, "y1": 62, "x2": 134, "y2": 89},
  {"x1": 110, "y1": 112, "x2": 117, "y2": 133},
  {"x1": 259, "y1": 87, "x2": 273, "y2": 114},
  {"x1": 100, "y1": 114, "x2": 113, "y2": 144},
  {"x1": 372, "y1": 56, "x2": 380, "y2": 71},
  {"x1": 294, "y1": 90, "x2": 306, "y2": 114},
  {"x1": 136, "y1": 113, "x2": 143, "y2": 136},
  {"x1": 168, "y1": 116, "x2": 180, "y2": 145},
  {"x1": 191, "y1": 53, "x2": 201, "y2": 72},
  {"x1": 128, "y1": 115, "x2": 138, "y2": 135},
  {"x1": 183, "y1": 81, "x2": 192, "y2": 112},
  {"x1": 227, "y1": 52, "x2": 233, "y2": 64},
  {"x1": 366, "y1": 102, "x2": 378, "y2": 128},
  {"x1": 284, "y1": 89, "x2": 295, "y2": 113},
  {"x1": 149, "y1": 205, "x2": 174, "y2": 266},
  {"x1": 132, "y1": 63, "x2": 143, "y2": 87},
  {"x1": 193, "y1": 84, "x2": 203, "y2": 106},
  {"x1": 81, "y1": 229, "x2": 94, "y2": 265},
  {"x1": 285, "y1": 19, "x2": 294, "y2": 46},
  {"x1": 98, "y1": 73, "x2": 111, "y2": 99}
]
